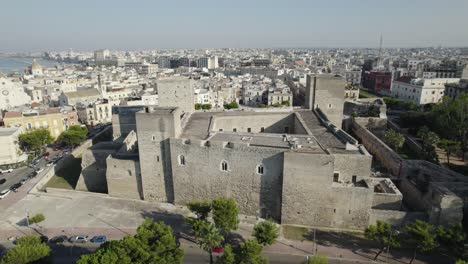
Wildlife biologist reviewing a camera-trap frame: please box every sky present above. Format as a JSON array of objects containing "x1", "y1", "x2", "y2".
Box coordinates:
[{"x1": 1, "y1": 0, "x2": 467, "y2": 52}]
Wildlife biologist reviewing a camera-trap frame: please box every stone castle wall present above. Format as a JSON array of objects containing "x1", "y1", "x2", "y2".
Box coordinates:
[{"x1": 170, "y1": 138, "x2": 284, "y2": 221}]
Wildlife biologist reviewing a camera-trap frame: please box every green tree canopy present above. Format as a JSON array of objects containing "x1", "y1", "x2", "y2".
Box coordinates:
[
  {"x1": 364, "y1": 221, "x2": 400, "y2": 260},
  {"x1": 77, "y1": 218, "x2": 183, "y2": 264},
  {"x1": 235, "y1": 239, "x2": 267, "y2": 264},
  {"x1": 384, "y1": 129, "x2": 405, "y2": 152},
  {"x1": 224, "y1": 102, "x2": 239, "y2": 110},
  {"x1": 18, "y1": 128, "x2": 53, "y2": 153},
  {"x1": 404, "y1": 220, "x2": 437, "y2": 264},
  {"x1": 187, "y1": 200, "x2": 212, "y2": 220},
  {"x1": 197, "y1": 221, "x2": 223, "y2": 264},
  {"x1": 0, "y1": 235, "x2": 51, "y2": 264},
  {"x1": 212, "y1": 198, "x2": 240, "y2": 235},
  {"x1": 252, "y1": 220, "x2": 279, "y2": 246},
  {"x1": 59, "y1": 125, "x2": 88, "y2": 147},
  {"x1": 436, "y1": 223, "x2": 466, "y2": 258},
  {"x1": 216, "y1": 244, "x2": 235, "y2": 264},
  {"x1": 432, "y1": 94, "x2": 468, "y2": 161},
  {"x1": 417, "y1": 126, "x2": 440, "y2": 162},
  {"x1": 28, "y1": 213, "x2": 45, "y2": 225}
]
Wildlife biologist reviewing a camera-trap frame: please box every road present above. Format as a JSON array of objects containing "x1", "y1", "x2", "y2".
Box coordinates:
[
  {"x1": 0, "y1": 149, "x2": 63, "y2": 192},
  {"x1": 0, "y1": 240, "x2": 361, "y2": 264}
]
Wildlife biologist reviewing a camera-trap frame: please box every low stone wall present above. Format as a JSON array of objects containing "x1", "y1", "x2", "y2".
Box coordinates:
[
  {"x1": 351, "y1": 118, "x2": 402, "y2": 176},
  {"x1": 372, "y1": 193, "x2": 402, "y2": 210},
  {"x1": 45, "y1": 187, "x2": 109, "y2": 197},
  {"x1": 369, "y1": 209, "x2": 427, "y2": 226}
]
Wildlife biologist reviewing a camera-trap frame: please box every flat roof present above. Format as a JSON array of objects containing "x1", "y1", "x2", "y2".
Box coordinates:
[{"x1": 180, "y1": 110, "x2": 360, "y2": 155}]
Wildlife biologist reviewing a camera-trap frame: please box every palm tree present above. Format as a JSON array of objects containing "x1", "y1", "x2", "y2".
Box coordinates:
[{"x1": 197, "y1": 222, "x2": 223, "y2": 264}]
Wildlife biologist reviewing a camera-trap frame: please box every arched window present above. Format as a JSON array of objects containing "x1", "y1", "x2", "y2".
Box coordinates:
[
  {"x1": 257, "y1": 164, "x2": 264, "y2": 175},
  {"x1": 179, "y1": 155, "x2": 185, "y2": 166},
  {"x1": 221, "y1": 161, "x2": 228, "y2": 172}
]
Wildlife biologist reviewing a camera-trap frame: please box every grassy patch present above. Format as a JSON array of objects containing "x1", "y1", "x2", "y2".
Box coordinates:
[
  {"x1": 359, "y1": 89, "x2": 378, "y2": 98},
  {"x1": 282, "y1": 225, "x2": 310, "y2": 241},
  {"x1": 45, "y1": 157, "x2": 82, "y2": 189}
]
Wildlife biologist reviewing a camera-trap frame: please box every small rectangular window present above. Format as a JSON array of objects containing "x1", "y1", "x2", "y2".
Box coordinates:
[
  {"x1": 152, "y1": 135, "x2": 156, "y2": 141},
  {"x1": 352, "y1": 175, "x2": 357, "y2": 183},
  {"x1": 247, "y1": 128, "x2": 251, "y2": 133},
  {"x1": 157, "y1": 156, "x2": 160, "y2": 162},
  {"x1": 260, "y1": 127, "x2": 265, "y2": 132},
  {"x1": 333, "y1": 172, "x2": 339, "y2": 182},
  {"x1": 233, "y1": 128, "x2": 237, "y2": 132}
]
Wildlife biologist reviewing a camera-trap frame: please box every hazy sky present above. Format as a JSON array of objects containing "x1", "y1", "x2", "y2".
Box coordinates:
[{"x1": 1, "y1": 0, "x2": 467, "y2": 52}]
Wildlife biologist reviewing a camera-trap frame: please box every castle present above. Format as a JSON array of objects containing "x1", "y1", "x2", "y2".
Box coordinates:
[{"x1": 76, "y1": 75, "x2": 404, "y2": 230}]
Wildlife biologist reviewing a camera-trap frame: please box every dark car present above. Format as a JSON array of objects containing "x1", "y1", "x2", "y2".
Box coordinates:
[
  {"x1": 40, "y1": 236, "x2": 49, "y2": 243},
  {"x1": 0, "y1": 179, "x2": 6, "y2": 185},
  {"x1": 10, "y1": 183, "x2": 22, "y2": 192},
  {"x1": 90, "y1": 235, "x2": 107, "y2": 243},
  {"x1": 49, "y1": 235, "x2": 68, "y2": 244}
]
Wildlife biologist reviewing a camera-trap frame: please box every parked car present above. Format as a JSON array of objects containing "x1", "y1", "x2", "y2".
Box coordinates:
[
  {"x1": 20, "y1": 177, "x2": 29, "y2": 185},
  {"x1": 0, "y1": 189, "x2": 10, "y2": 199},
  {"x1": 40, "y1": 236, "x2": 49, "y2": 243},
  {"x1": 0, "y1": 179, "x2": 6, "y2": 185},
  {"x1": 10, "y1": 183, "x2": 21, "y2": 192},
  {"x1": 35, "y1": 168, "x2": 44, "y2": 174},
  {"x1": 46, "y1": 161, "x2": 54, "y2": 167},
  {"x1": 69, "y1": 235, "x2": 88, "y2": 243},
  {"x1": 0, "y1": 168, "x2": 13, "y2": 174},
  {"x1": 90, "y1": 235, "x2": 107, "y2": 243},
  {"x1": 50, "y1": 235, "x2": 68, "y2": 244},
  {"x1": 28, "y1": 172, "x2": 37, "y2": 179}
]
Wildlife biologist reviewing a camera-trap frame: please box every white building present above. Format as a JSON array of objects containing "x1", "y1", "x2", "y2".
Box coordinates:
[
  {"x1": 0, "y1": 75, "x2": 31, "y2": 110},
  {"x1": 0, "y1": 127, "x2": 27, "y2": 166},
  {"x1": 391, "y1": 78, "x2": 459, "y2": 105}
]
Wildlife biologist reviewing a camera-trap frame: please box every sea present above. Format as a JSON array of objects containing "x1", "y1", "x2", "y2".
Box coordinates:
[{"x1": 0, "y1": 57, "x2": 59, "y2": 74}]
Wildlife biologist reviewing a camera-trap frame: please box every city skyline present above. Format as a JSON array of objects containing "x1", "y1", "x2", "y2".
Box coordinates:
[{"x1": 1, "y1": 0, "x2": 468, "y2": 52}]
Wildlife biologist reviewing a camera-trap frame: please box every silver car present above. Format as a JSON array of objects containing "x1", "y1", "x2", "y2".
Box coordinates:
[{"x1": 69, "y1": 235, "x2": 88, "y2": 243}]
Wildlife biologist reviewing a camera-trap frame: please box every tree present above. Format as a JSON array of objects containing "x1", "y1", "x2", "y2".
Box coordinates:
[
  {"x1": 235, "y1": 239, "x2": 267, "y2": 264},
  {"x1": 18, "y1": 128, "x2": 53, "y2": 154},
  {"x1": 59, "y1": 125, "x2": 88, "y2": 147},
  {"x1": 417, "y1": 126, "x2": 440, "y2": 162},
  {"x1": 216, "y1": 244, "x2": 235, "y2": 264},
  {"x1": 29, "y1": 213, "x2": 45, "y2": 225},
  {"x1": 437, "y1": 139, "x2": 461, "y2": 165},
  {"x1": 364, "y1": 221, "x2": 400, "y2": 260},
  {"x1": 384, "y1": 129, "x2": 405, "y2": 152},
  {"x1": 307, "y1": 254, "x2": 328, "y2": 264},
  {"x1": 252, "y1": 219, "x2": 279, "y2": 246},
  {"x1": 212, "y1": 198, "x2": 240, "y2": 236},
  {"x1": 202, "y1": 104, "x2": 212, "y2": 110},
  {"x1": 436, "y1": 223, "x2": 465, "y2": 258},
  {"x1": 0, "y1": 235, "x2": 51, "y2": 264},
  {"x1": 77, "y1": 218, "x2": 183, "y2": 264},
  {"x1": 195, "y1": 103, "x2": 202, "y2": 110},
  {"x1": 404, "y1": 220, "x2": 437, "y2": 264},
  {"x1": 187, "y1": 200, "x2": 212, "y2": 220},
  {"x1": 224, "y1": 101, "x2": 239, "y2": 110},
  {"x1": 432, "y1": 95, "x2": 468, "y2": 161},
  {"x1": 197, "y1": 221, "x2": 224, "y2": 264}
]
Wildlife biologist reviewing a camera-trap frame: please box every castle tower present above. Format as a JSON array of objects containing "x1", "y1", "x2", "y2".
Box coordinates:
[
  {"x1": 136, "y1": 106, "x2": 182, "y2": 202},
  {"x1": 305, "y1": 74, "x2": 346, "y2": 127}
]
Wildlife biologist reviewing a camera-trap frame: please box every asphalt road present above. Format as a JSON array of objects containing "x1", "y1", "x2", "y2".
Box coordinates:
[{"x1": 0, "y1": 150, "x2": 63, "y2": 192}]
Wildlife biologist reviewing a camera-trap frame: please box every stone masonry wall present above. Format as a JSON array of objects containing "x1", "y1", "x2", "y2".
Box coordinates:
[
  {"x1": 106, "y1": 157, "x2": 142, "y2": 200},
  {"x1": 281, "y1": 151, "x2": 374, "y2": 230},
  {"x1": 170, "y1": 138, "x2": 284, "y2": 221}
]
